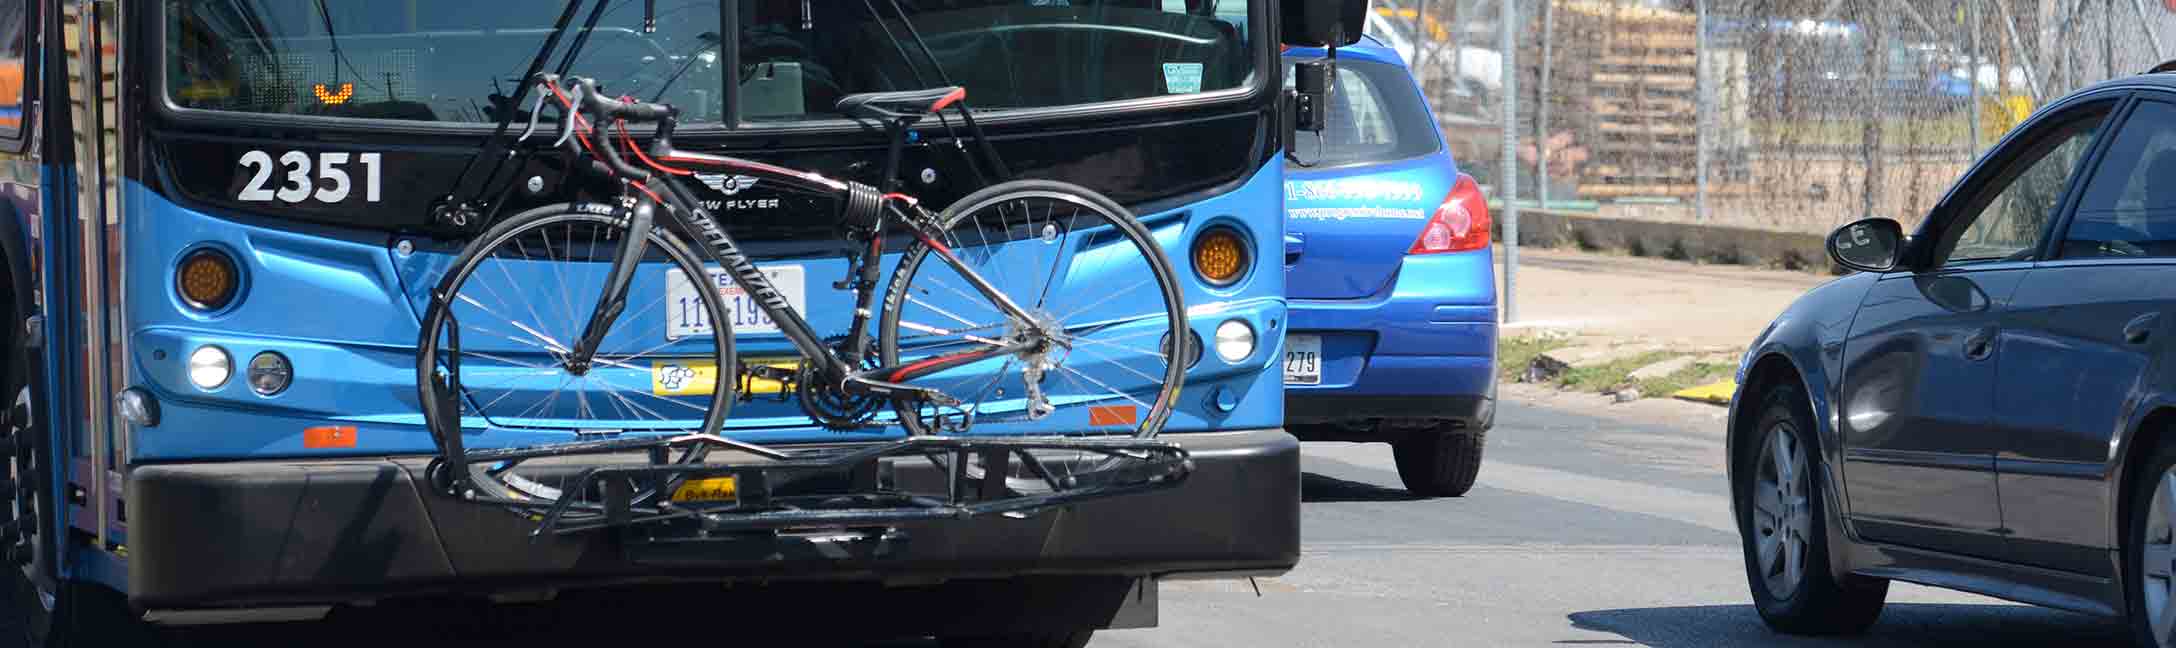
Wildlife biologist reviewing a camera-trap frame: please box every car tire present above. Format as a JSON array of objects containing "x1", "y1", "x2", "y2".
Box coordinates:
[
  {"x1": 1393, "y1": 424, "x2": 1486, "y2": 497},
  {"x1": 2123, "y1": 438, "x2": 2176, "y2": 647},
  {"x1": 940, "y1": 628, "x2": 1094, "y2": 648},
  {"x1": 1737, "y1": 382, "x2": 1886, "y2": 635}
]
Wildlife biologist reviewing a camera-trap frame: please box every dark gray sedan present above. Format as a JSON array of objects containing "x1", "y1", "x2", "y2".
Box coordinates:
[{"x1": 1731, "y1": 69, "x2": 2176, "y2": 646}]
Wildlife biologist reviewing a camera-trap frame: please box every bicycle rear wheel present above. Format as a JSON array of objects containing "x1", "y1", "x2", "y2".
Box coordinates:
[
  {"x1": 879, "y1": 180, "x2": 1187, "y2": 441},
  {"x1": 416, "y1": 203, "x2": 736, "y2": 503}
]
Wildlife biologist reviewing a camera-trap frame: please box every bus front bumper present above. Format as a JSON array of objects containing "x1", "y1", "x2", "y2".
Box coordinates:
[{"x1": 122, "y1": 429, "x2": 1299, "y2": 611}]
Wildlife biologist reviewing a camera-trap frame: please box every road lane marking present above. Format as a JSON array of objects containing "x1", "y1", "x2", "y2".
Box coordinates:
[{"x1": 1480, "y1": 461, "x2": 1738, "y2": 535}]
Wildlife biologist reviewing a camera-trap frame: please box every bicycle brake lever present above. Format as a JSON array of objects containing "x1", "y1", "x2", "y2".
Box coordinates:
[
  {"x1": 553, "y1": 84, "x2": 586, "y2": 149},
  {"x1": 517, "y1": 83, "x2": 551, "y2": 143}
]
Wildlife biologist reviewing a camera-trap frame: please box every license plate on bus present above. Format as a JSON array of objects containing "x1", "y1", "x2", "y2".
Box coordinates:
[
  {"x1": 665, "y1": 265, "x2": 805, "y2": 340},
  {"x1": 1284, "y1": 335, "x2": 1322, "y2": 385},
  {"x1": 671, "y1": 476, "x2": 738, "y2": 503}
]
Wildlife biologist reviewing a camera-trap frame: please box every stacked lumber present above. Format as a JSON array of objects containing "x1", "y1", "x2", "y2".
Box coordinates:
[{"x1": 1526, "y1": 1, "x2": 1745, "y2": 199}]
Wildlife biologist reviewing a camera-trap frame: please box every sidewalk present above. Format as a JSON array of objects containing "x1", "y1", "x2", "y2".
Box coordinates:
[{"x1": 1494, "y1": 244, "x2": 1831, "y2": 349}]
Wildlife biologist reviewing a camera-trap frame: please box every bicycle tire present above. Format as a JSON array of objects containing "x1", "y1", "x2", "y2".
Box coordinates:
[
  {"x1": 416, "y1": 202, "x2": 736, "y2": 505},
  {"x1": 878, "y1": 180, "x2": 1187, "y2": 439}
]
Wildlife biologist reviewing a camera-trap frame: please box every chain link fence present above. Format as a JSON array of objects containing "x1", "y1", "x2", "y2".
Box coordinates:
[{"x1": 1373, "y1": 0, "x2": 2174, "y2": 239}]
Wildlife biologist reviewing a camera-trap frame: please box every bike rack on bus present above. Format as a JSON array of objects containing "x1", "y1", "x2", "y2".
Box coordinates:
[{"x1": 427, "y1": 433, "x2": 1194, "y2": 541}]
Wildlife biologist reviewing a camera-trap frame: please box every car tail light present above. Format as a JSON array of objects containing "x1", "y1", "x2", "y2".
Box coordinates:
[{"x1": 1409, "y1": 174, "x2": 1491, "y2": 255}]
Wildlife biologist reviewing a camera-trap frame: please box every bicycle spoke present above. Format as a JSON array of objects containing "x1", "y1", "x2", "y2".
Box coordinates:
[
  {"x1": 1034, "y1": 206, "x2": 1076, "y2": 309},
  {"x1": 1054, "y1": 363, "x2": 1155, "y2": 412},
  {"x1": 475, "y1": 370, "x2": 570, "y2": 414},
  {"x1": 1071, "y1": 345, "x2": 1166, "y2": 385},
  {"x1": 1067, "y1": 334, "x2": 1169, "y2": 363},
  {"x1": 506, "y1": 237, "x2": 566, "y2": 350},
  {"x1": 460, "y1": 348, "x2": 555, "y2": 370},
  {"x1": 905, "y1": 291, "x2": 990, "y2": 329},
  {"x1": 454, "y1": 293, "x2": 571, "y2": 356},
  {"x1": 457, "y1": 320, "x2": 572, "y2": 360},
  {"x1": 896, "y1": 320, "x2": 1007, "y2": 348},
  {"x1": 1051, "y1": 277, "x2": 1154, "y2": 322}
]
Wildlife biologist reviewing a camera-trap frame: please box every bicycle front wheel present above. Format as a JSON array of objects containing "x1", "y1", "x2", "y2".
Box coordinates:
[
  {"x1": 879, "y1": 180, "x2": 1187, "y2": 438},
  {"x1": 416, "y1": 204, "x2": 737, "y2": 446}
]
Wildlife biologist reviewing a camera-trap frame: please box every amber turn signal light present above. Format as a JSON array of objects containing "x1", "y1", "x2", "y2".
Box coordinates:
[
  {"x1": 1192, "y1": 227, "x2": 1248, "y2": 286},
  {"x1": 177, "y1": 249, "x2": 239, "y2": 311}
]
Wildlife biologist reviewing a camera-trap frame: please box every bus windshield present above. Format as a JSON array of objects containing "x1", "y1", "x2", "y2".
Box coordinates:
[
  {"x1": 166, "y1": 1, "x2": 729, "y2": 123},
  {"x1": 165, "y1": 1, "x2": 1258, "y2": 126}
]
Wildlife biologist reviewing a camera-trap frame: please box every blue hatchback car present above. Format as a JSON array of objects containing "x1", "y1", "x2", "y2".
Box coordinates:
[{"x1": 1282, "y1": 38, "x2": 1499, "y2": 497}]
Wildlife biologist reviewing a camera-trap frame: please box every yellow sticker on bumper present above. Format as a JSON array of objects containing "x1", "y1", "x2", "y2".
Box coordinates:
[
  {"x1": 649, "y1": 359, "x2": 800, "y2": 396},
  {"x1": 651, "y1": 360, "x2": 719, "y2": 396}
]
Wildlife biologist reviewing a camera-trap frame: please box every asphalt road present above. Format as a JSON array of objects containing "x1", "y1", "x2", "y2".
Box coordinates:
[{"x1": 16, "y1": 393, "x2": 2140, "y2": 647}]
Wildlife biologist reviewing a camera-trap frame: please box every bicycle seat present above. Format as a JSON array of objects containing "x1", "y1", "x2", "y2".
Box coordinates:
[{"x1": 835, "y1": 86, "x2": 966, "y2": 124}]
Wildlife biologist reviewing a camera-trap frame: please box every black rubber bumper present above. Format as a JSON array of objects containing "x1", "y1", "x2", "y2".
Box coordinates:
[
  {"x1": 1285, "y1": 394, "x2": 1494, "y2": 441},
  {"x1": 124, "y1": 429, "x2": 1300, "y2": 610}
]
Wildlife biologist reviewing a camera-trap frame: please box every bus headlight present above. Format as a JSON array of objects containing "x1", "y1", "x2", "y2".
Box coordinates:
[
  {"x1": 177, "y1": 248, "x2": 240, "y2": 311},
  {"x1": 187, "y1": 346, "x2": 232, "y2": 390},
  {"x1": 1213, "y1": 319, "x2": 1255, "y2": 363},
  {"x1": 247, "y1": 352, "x2": 292, "y2": 396}
]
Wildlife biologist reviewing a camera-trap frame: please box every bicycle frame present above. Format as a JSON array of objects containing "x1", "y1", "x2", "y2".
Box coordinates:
[{"x1": 568, "y1": 110, "x2": 1047, "y2": 411}]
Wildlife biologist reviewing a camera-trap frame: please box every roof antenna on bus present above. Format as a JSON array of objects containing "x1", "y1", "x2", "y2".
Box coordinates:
[{"x1": 882, "y1": 0, "x2": 1013, "y2": 185}]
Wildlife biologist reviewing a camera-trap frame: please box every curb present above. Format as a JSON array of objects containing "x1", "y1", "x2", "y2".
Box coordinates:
[
  {"x1": 1495, "y1": 208, "x2": 1840, "y2": 274},
  {"x1": 1672, "y1": 378, "x2": 1736, "y2": 405}
]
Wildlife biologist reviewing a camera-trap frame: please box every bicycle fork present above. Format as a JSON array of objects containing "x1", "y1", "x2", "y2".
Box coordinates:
[{"x1": 565, "y1": 194, "x2": 656, "y2": 374}]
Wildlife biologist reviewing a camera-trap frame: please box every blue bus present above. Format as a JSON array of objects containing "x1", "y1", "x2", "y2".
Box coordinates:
[{"x1": 0, "y1": 0, "x2": 1362, "y2": 644}]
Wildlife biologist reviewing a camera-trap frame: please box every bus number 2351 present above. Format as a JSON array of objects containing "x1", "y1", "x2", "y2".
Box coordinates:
[{"x1": 237, "y1": 151, "x2": 383, "y2": 204}]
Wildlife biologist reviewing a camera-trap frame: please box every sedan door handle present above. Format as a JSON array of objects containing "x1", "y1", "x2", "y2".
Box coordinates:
[
  {"x1": 1963, "y1": 327, "x2": 1996, "y2": 361},
  {"x1": 2126, "y1": 312, "x2": 2162, "y2": 346}
]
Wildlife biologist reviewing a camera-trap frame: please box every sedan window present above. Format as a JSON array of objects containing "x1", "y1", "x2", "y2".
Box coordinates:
[
  {"x1": 2065, "y1": 100, "x2": 2176, "y2": 258},
  {"x1": 1936, "y1": 106, "x2": 2108, "y2": 267}
]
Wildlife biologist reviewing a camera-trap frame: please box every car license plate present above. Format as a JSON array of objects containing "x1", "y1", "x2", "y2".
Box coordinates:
[
  {"x1": 671, "y1": 476, "x2": 738, "y2": 503},
  {"x1": 665, "y1": 265, "x2": 805, "y2": 340},
  {"x1": 1284, "y1": 335, "x2": 1322, "y2": 385}
]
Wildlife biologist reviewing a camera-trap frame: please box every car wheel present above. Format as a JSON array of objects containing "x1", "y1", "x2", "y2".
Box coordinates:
[
  {"x1": 941, "y1": 628, "x2": 1094, "y2": 648},
  {"x1": 1393, "y1": 424, "x2": 1486, "y2": 497},
  {"x1": 2124, "y1": 440, "x2": 2176, "y2": 647},
  {"x1": 1738, "y1": 383, "x2": 1886, "y2": 635}
]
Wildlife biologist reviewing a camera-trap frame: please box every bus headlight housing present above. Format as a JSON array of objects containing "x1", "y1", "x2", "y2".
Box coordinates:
[
  {"x1": 247, "y1": 352, "x2": 292, "y2": 396},
  {"x1": 1213, "y1": 319, "x2": 1255, "y2": 363},
  {"x1": 187, "y1": 346, "x2": 232, "y2": 390}
]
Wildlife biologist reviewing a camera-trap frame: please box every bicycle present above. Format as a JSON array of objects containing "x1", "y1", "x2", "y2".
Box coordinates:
[{"x1": 414, "y1": 75, "x2": 1193, "y2": 534}]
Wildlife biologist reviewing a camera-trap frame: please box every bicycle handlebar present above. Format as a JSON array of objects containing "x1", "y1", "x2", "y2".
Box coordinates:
[{"x1": 522, "y1": 74, "x2": 681, "y2": 184}]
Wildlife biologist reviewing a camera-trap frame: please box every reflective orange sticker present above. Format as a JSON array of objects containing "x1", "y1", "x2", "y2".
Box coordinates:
[
  {"x1": 304, "y1": 425, "x2": 357, "y2": 449},
  {"x1": 1088, "y1": 405, "x2": 1137, "y2": 427}
]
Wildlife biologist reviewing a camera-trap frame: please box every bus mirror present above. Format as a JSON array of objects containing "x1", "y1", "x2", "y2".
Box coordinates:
[
  {"x1": 1289, "y1": 60, "x2": 1332, "y2": 134},
  {"x1": 1280, "y1": 0, "x2": 1368, "y2": 48}
]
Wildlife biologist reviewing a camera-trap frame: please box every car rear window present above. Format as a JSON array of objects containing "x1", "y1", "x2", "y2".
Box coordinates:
[{"x1": 1284, "y1": 58, "x2": 1440, "y2": 168}]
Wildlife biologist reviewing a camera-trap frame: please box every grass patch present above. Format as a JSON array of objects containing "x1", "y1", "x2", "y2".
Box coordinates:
[
  {"x1": 1498, "y1": 335, "x2": 1573, "y2": 382},
  {"x1": 1627, "y1": 362, "x2": 1738, "y2": 399},
  {"x1": 1556, "y1": 351, "x2": 1677, "y2": 393}
]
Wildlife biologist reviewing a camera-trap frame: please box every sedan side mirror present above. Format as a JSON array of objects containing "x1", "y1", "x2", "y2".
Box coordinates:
[{"x1": 1827, "y1": 218, "x2": 1906, "y2": 273}]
